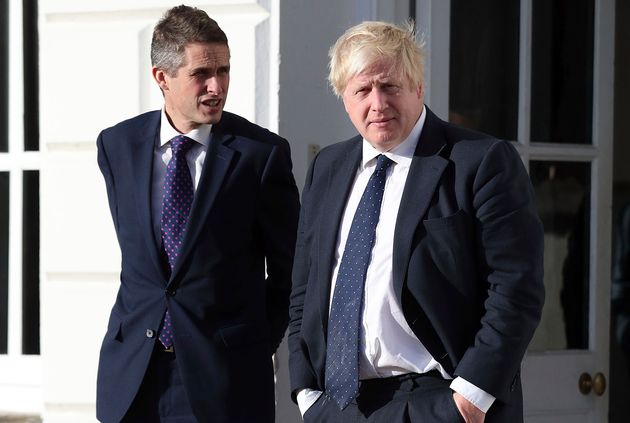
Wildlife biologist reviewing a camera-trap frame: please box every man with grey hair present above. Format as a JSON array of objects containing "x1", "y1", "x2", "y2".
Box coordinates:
[
  {"x1": 96, "y1": 5, "x2": 299, "y2": 422},
  {"x1": 289, "y1": 21, "x2": 544, "y2": 422}
]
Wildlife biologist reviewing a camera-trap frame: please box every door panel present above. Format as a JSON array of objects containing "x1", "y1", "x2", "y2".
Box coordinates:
[
  {"x1": 530, "y1": 0, "x2": 594, "y2": 145},
  {"x1": 448, "y1": 0, "x2": 519, "y2": 140},
  {"x1": 529, "y1": 160, "x2": 590, "y2": 352}
]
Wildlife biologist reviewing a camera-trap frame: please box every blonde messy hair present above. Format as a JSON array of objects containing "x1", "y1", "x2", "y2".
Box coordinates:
[{"x1": 328, "y1": 20, "x2": 425, "y2": 97}]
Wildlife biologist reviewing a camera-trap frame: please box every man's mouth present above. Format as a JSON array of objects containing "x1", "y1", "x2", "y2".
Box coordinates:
[
  {"x1": 370, "y1": 117, "x2": 394, "y2": 125},
  {"x1": 202, "y1": 99, "x2": 221, "y2": 107}
]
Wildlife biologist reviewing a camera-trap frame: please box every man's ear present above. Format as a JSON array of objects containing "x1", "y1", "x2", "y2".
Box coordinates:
[
  {"x1": 152, "y1": 67, "x2": 168, "y2": 91},
  {"x1": 341, "y1": 91, "x2": 351, "y2": 114},
  {"x1": 416, "y1": 83, "x2": 424, "y2": 98}
]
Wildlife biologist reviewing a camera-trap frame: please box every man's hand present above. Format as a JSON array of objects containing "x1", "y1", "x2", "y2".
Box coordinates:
[{"x1": 453, "y1": 392, "x2": 486, "y2": 423}]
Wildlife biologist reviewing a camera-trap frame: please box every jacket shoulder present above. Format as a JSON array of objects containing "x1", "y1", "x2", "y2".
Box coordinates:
[
  {"x1": 432, "y1": 118, "x2": 515, "y2": 162},
  {"x1": 101, "y1": 110, "x2": 159, "y2": 136},
  {"x1": 219, "y1": 111, "x2": 287, "y2": 147},
  {"x1": 315, "y1": 135, "x2": 362, "y2": 162},
  {"x1": 423, "y1": 107, "x2": 500, "y2": 149}
]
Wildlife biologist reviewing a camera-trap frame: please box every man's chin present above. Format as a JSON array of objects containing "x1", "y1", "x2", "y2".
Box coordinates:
[
  {"x1": 366, "y1": 134, "x2": 402, "y2": 151},
  {"x1": 203, "y1": 110, "x2": 224, "y2": 125}
]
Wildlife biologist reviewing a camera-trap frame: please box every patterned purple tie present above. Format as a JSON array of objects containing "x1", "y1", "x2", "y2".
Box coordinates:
[{"x1": 158, "y1": 135, "x2": 195, "y2": 349}]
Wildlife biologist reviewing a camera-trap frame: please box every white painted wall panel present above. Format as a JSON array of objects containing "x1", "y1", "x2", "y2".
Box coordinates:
[
  {"x1": 41, "y1": 279, "x2": 117, "y2": 407},
  {"x1": 40, "y1": 0, "x2": 262, "y2": 15},
  {"x1": 40, "y1": 23, "x2": 144, "y2": 144},
  {"x1": 42, "y1": 151, "x2": 120, "y2": 273}
]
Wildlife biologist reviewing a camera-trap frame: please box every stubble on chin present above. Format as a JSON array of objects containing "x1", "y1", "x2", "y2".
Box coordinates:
[{"x1": 367, "y1": 133, "x2": 399, "y2": 152}]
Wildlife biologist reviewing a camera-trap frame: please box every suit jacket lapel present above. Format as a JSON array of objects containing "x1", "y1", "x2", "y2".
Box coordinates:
[
  {"x1": 169, "y1": 121, "x2": 235, "y2": 281},
  {"x1": 392, "y1": 108, "x2": 449, "y2": 301},
  {"x1": 130, "y1": 111, "x2": 169, "y2": 283},
  {"x1": 318, "y1": 138, "x2": 362, "y2": 331}
]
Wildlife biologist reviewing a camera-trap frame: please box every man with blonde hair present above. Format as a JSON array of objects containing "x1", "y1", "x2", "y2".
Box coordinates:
[{"x1": 289, "y1": 21, "x2": 544, "y2": 422}]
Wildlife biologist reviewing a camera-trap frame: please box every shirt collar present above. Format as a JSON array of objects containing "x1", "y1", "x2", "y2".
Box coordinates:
[
  {"x1": 361, "y1": 105, "x2": 426, "y2": 169},
  {"x1": 159, "y1": 108, "x2": 212, "y2": 148}
]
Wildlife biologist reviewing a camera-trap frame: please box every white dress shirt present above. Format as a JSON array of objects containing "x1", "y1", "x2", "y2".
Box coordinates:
[
  {"x1": 151, "y1": 109, "x2": 212, "y2": 238},
  {"x1": 297, "y1": 107, "x2": 495, "y2": 416}
]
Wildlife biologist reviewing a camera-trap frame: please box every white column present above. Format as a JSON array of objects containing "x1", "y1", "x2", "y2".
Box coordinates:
[{"x1": 415, "y1": 0, "x2": 450, "y2": 120}]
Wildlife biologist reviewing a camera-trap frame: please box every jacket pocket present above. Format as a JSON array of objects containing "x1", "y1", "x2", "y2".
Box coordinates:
[
  {"x1": 423, "y1": 208, "x2": 469, "y2": 232},
  {"x1": 106, "y1": 312, "x2": 123, "y2": 342},
  {"x1": 423, "y1": 210, "x2": 476, "y2": 296}
]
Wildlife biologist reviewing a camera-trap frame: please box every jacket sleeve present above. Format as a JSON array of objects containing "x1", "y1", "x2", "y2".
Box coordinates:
[
  {"x1": 96, "y1": 131, "x2": 120, "y2": 235},
  {"x1": 454, "y1": 140, "x2": 545, "y2": 402},
  {"x1": 287, "y1": 152, "x2": 319, "y2": 401},
  {"x1": 257, "y1": 138, "x2": 300, "y2": 353}
]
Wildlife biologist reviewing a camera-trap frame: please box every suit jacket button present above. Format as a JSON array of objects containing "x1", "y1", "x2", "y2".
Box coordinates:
[
  {"x1": 166, "y1": 289, "x2": 176, "y2": 296},
  {"x1": 146, "y1": 329, "x2": 155, "y2": 338}
]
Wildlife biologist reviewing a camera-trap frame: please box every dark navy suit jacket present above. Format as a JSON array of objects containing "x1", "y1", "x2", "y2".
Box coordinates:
[
  {"x1": 288, "y1": 107, "x2": 544, "y2": 422},
  {"x1": 96, "y1": 110, "x2": 299, "y2": 423}
]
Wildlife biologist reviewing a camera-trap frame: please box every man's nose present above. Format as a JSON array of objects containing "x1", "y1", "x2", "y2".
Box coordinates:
[
  {"x1": 369, "y1": 89, "x2": 387, "y2": 111},
  {"x1": 206, "y1": 76, "x2": 222, "y2": 94}
]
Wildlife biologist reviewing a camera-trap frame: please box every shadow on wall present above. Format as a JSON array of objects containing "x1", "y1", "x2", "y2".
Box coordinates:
[{"x1": 0, "y1": 416, "x2": 41, "y2": 423}]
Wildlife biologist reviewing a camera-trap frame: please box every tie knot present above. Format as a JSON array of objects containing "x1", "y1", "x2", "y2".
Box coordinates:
[
  {"x1": 375, "y1": 154, "x2": 393, "y2": 174},
  {"x1": 170, "y1": 135, "x2": 195, "y2": 155}
]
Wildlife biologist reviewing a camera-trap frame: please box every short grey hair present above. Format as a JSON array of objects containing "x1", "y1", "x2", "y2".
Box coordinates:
[{"x1": 151, "y1": 5, "x2": 229, "y2": 76}]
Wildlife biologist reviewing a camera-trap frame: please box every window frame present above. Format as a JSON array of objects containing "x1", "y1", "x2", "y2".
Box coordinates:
[{"x1": 0, "y1": 0, "x2": 42, "y2": 413}]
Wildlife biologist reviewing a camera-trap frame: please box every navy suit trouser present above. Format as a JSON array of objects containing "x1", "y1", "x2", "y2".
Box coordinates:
[
  {"x1": 121, "y1": 344, "x2": 197, "y2": 423},
  {"x1": 303, "y1": 371, "x2": 465, "y2": 423}
]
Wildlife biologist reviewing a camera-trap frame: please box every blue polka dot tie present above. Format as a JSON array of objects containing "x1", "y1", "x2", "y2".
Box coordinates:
[
  {"x1": 158, "y1": 135, "x2": 195, "y2": 349},
  {"x1": 325, "y1": 154, "x2": 394, "y2": 410}
]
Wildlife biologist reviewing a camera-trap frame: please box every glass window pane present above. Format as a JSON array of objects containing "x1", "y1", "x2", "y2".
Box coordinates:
[
  {"x1": 612, "y1": 202, "x2": 630, "y2": 389},
  {"x1": 23, "y1": 0, "x2": 39, "y2": 152},
  {"x1": 0, "y1": 172, "x2": 8, "y2": 354},
  {"x1": 0, "y1": 0, "x2": 8, "y2": 153},
  {"x1": 22, "y1": 170, "x2": 39, "y2": 354},
  {"x1": 449, "y1": 0, "x2": 519, "y2": 140},
  {"x1": 528, "y1": 161, "x2": 590, "y2": 351},
  {"x1": 530, "y1": 0, "x2": 594, "y2": 144}
]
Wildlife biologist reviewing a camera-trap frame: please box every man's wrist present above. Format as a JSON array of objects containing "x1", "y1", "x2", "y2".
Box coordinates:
[
  {"x1": 450, "y1": 376, "x2": 495, "y2": 413},
  {"x1": 296, "y1": 388, "x2": 323, "y2": 417}
]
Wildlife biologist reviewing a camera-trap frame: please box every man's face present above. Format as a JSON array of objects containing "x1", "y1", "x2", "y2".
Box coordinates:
[
  {"x1": 153, "y1": 42, "x2": 230, "y2": 133},
  {"x1": 342, "y1": 59, "x2": 423, "y2": 152}
]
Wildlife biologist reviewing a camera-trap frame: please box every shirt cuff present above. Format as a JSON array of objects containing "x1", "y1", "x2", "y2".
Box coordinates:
[
  {"x1": 449, "y1": 376, "x2": 496, "y2": 413},
  {"x1": 296, "y1": 388, "x2": 323, "y2": 417}
]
